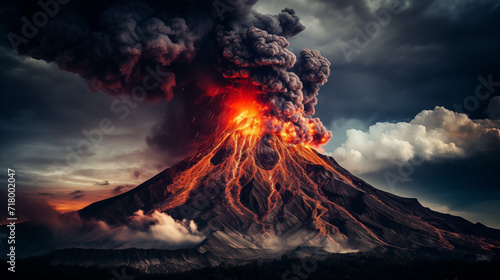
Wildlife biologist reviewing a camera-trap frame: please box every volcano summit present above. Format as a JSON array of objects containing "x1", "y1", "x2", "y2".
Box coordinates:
[
  {"x1": 2, "y1": 0, "x2": 500, "y2": 275},
  {"x1": 7, "y1": 116, "x2": 500, "y2": 273}
]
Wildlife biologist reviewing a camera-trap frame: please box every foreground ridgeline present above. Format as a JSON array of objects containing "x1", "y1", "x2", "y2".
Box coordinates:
[{"x1": 2, "y1": 253, "x2": 499, "y2": 280}]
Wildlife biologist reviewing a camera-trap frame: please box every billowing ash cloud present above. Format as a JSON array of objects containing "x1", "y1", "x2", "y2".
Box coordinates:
[
  {"x1": 9, "y1": 0, "x2": 217, "y2": 100},
  {"x1": 293, "y1": 49, "x2": 331, "y2": 115},
  {"x1": 5, "y1": 0, "x2": 332, "y2": 156},
  {"x1": 216, "y1": 27, "x2": 332, "y2": 144}
]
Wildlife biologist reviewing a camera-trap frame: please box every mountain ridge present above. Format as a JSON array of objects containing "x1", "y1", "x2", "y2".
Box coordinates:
[{"x1": 3, "y1": 117, "x2": 500, "y2": 272}]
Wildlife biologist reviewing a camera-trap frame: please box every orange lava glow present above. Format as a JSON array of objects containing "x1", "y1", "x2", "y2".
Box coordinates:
[
  {"x1": 225, "y1": 85, "x2": 264, "y2": 133},
  {"x1": 229, "y1": 90, "x2": 264, "y2": 137},
  {"x1": 155, "y1": 115, "x2": 500, "y2": 252},
  {"x1": 234, "y1": 111, "x2": 263, "y2": 136},
  {"x1": 51, "y1": 201, "x2": 91, "y2": 213},
  {"x1": 278, "y1": 121, "x2": 298, "y2": 143},
  {"x1": 224, "y1": 86, "x2": 330, "y2": 147},
  {"x1": 155, "y1": 116, "x2": 387, "y2": 250}
]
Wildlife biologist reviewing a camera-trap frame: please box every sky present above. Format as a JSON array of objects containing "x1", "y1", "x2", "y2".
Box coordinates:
[{"x1": 0, "y1": 0, "x2": 499, "y2": 228}]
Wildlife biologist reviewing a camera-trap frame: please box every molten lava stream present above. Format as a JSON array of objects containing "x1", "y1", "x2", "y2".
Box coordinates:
[{"x1": 163, "y1": 109, "x2": 382, "y2": 250}]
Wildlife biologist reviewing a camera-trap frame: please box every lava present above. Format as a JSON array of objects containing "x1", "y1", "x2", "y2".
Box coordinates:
[
  {"x1": 154, "y1": 112, "x2": 500, "y2": 253},
  {"x1": 148, "y1": 91, "x2": 500, "y2": 254},
  {"x1": 159, "y1": 114, "x2": 383, "y2": 250},
  {"x1": 221, "y1": 85, "x2": 332, "y2": 147}
]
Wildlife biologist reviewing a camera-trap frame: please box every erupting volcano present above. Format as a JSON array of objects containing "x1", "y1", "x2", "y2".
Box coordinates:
[
  {"x1": 6, "y1": 95, "x2": 500, "y2": 272},
  {"x1": 12, "y1": 111, "x2": 497, "y2": 273},
  {"x1": 3, "y1": 0, "x2": 500, "y2": 274},
  {"x1": 9, "y1": 111, "x2": 490, "y2": 272}
]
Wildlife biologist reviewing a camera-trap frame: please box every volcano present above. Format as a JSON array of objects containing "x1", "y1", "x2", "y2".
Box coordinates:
[{"x1": 8, "y1": 116, "x2": 500, "y2": 272}]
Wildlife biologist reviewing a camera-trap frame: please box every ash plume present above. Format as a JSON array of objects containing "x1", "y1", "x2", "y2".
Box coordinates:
[
  {"x1": 4, "y1": 0, "x2": 332, "y2": 157},
  {"x1": 216, "y1": 27, "x2": 332, "y2": 144}
]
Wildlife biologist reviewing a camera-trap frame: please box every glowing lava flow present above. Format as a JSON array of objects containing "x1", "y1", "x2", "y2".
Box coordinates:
[
  {"x1": 154, "y1": 94, "x2": 499, "y2": 252},
  {"x1": 233, "y1": 111, "x2": 263, "y2": 137},
  {"x1": 218, "y1": 85, "x2": 331, "y2": 147},
  {"x1": 149, "y1": 112, "x2": 500, "y2": 254},
  {"x1": 157, "y1": 114, "x2": 388, "y2": 250}
]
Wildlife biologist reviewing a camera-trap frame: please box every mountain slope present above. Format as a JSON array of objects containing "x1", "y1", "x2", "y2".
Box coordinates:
[
  {"x1": 80, "y1": 117, "x2": 500, "y2": 258},
  {"x1": 5, "y1": 117, "x2": 500, "y2": 271}
]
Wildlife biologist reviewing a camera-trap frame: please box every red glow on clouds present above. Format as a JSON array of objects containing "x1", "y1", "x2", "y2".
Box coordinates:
[{"x1": 221, "y1": 84, "x2": 331, "y2": 147}]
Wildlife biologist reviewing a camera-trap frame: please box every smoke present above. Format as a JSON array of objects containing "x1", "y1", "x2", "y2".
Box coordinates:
[
  {"x1": 4, "y1": 207, "x2": 204, "y2": 255},
  {"x1": 9, "y1": 0, "x2": 216, "y2": 100},
  {"x1": 294, "y1": 49, "x2": 331, "y2": 116},
  {"x1": 47, "y1": 210, "x2": 205, "y2": 250},
  {"x1": 113, "y1": 210, "x2": 205, "y2": 250},
  {"x1": 5, "y1": 0, "x2": 333, "y2": 158},
  {"x1": 216, "y1": 27, "x2": 332, "y2": 144}
]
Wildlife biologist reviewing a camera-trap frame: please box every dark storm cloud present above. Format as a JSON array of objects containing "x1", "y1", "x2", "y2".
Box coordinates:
[
  {"x1": 0, "y1": 47, "x2": 158, "y2": 146},
  {"x1": 0, "y1": 46, "x2": 170, "y2": 199},
  {"x1": 38, "y1": 192, "x2": 54, "y2": 196},
  {"x1": 487, "y1": 97, "x2": 500, "y2": 120},
  {"x1": 69, "y1": 190, "x2": 84, "y2": 199},
  {"x1": 255, "y1": 0, "x2": 500, "y2": 124},
  {"x1": 94, "y1": 180, "x2": 110, "y2": 186}
]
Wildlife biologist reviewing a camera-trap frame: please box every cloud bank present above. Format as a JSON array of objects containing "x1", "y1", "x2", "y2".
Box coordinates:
[
  {"x1": 332, "y1": 106, "x2": 500, "y2": 174},
  {"x1": 113, "y1": 210, "x2": 205, "y2": 250},
  {"x1": 3, "y1": 204, "x2": 205, "y2": 255}
]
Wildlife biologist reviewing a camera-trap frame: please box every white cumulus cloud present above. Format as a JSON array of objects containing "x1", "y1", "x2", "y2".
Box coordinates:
[
  {"x1": 113, "y1": 210, "x2": 205, "y2": 250},
  {"x1": 331, "y1": 106, "x2": 500, "y2": 174}
]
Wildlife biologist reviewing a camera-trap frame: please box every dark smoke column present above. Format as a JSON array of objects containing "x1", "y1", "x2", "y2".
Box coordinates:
[
  {"x1": 217, "y1": 27, "x2": 332, "y2": 145},
  {"x1": 3, "y1": 0, "x2": 332, "y2": 154}
]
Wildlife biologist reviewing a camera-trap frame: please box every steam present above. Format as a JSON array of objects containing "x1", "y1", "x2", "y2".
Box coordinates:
[
  {"x1": 8, "y1": 207, "x2": 205, "y2": 255},
  {"x1": 7, "y1": 0, "x2": 333, "y2": 155},
  {"x1": 113, "y1": 210, "x2": 205, "y2": 250}
]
